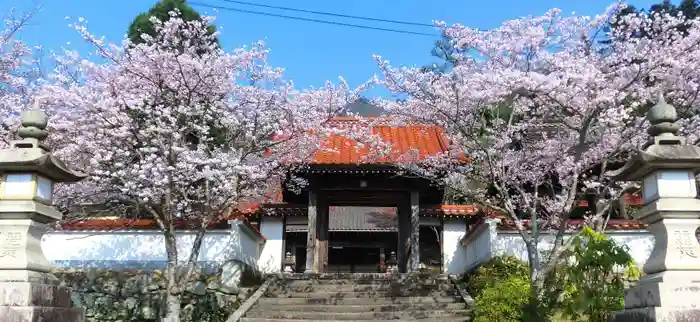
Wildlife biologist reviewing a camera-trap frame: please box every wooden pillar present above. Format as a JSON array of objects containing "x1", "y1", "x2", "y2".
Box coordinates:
[
  {"x1": 379, "y1": 247, "x2": 386, "y2": 273},
  {"x1": 315, "y1": 195, "x2": 329, "y2": 273},
  {"x1": 398, "y1": 197, "x2": 411, "y2": 273},
  {"x1": 305, "y1": 191, "x2": 317, "y2": 273},
  {"x1": 410, "y1": 191, "x2": 420, "y2": 271}
]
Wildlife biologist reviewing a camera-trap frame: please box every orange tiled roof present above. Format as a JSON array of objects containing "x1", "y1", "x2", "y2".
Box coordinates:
[
  {"x1": 578, "y1": 194, "x2": 644, "y2": 207},
  {"x1": 58, "y1": 214, "x2": 266, "y2": 239},
  {"x1": 420, "y1": 204, "x2": 480, "y2": 215},
  {"x1": 312, "y1": 119, "x2": 451, "y2": 164}
]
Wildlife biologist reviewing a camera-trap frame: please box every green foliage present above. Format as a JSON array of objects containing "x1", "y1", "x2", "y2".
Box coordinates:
[
  {"x1": 422, "y1": 33, "x2": 460, "y2": 74},
  {"x1": 464, "y1": 238, "x2": 636, "y2": 322},
  {"x1": 464, "y1": 255, "x2": 530, "y2": 296},
  {"x1": 555, "y1": 226, "x2": 640, "y2": 322},
  {"x1": 473, "y1": 276, "x2": 531, "y2": 322},
  {"x1": 127, "y1": 0, "x2": 218, "y2": 48}
]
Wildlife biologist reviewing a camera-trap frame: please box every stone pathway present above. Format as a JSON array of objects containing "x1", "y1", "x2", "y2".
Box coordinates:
[{"x1": 240, "y1": 273, "x2": 473, "y2": 321}]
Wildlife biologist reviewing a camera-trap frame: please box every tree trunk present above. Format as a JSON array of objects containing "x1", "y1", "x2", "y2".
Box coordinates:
[
  {"x1": 163, "y1": 231, "x2": 181, "y2": 322},
  {"x1": 525, "y1": 240, "x2": 547, "y2": 322}
]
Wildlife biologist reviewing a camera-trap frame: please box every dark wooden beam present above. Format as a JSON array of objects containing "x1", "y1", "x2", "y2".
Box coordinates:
[
  {"x1": 308, "y1": 173, "x2": 434, "y2": 192},
  {"x1": 305, "y1": 191, "x2": 317, "y2": 273},
  {"x1": 397, "y1": 193, "x2": 411, "y2": 273},
  {"x1": 410, "y1": 191, "x2": 420, "y2": 271},
  {"x1": 317, "y1": 193, "x2": 329, "y2": 273}
]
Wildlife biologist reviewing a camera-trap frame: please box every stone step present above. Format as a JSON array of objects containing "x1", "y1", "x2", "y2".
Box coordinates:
[
  {"x1": 256, "y1": 296, "x2": 465, "y2": 305},
  {"x1": 241, "y1": 318, "x2": 470, "y2": 322},
  {"x1": 245, "y1": 309, "x2": 473, "y2": 320},
  {"x1": 282, "y1": 279, "x2": 454, "y2": 286},
  {"x1": 274, "y1": 283, "x2": 455, "y2": 292},
  {"x1": 250, "y1": 302, "x2": 468, "y2": 313},
  {"x1": 266, "y1": 290, "x2": 459, "y2": 298},
  {"x1": 275, "y1": 273, "x2": 451, "y2": 281}
]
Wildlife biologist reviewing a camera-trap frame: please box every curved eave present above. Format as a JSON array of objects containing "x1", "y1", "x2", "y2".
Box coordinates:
[
  {"x1": 0, "y1": 149, "x2": 86, "y2": 182},
  {"x1": 607, "y1": 145, "x2": 700, "y2": 181}
]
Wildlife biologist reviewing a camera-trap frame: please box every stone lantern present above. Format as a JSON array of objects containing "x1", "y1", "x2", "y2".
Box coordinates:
[
  {"x1": 0, "y1": 106, "x2": 86, "y2": 321},
  {"x1": 608, "y1": 95, "x2": 700, "y2": 321},
  {"x1": 283, "y1": 251, "x2": 295, "y2": 273}
]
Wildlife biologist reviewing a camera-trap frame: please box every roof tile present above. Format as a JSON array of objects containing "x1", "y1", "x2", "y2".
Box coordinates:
[{"x1": 312, "y1": 119, "x2": 450, "y2": 164}]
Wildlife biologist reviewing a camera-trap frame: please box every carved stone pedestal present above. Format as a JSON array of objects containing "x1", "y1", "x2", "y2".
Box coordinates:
[
  {"x1": 614, "y1": 307, "x2": 700, "y2": 322},
  {"x1": 612, "y1": 203, "x2": 700, "y2": 321},
  {"x1": 0, "y1": 280, "x2": 85, "y2": 322},
  {"x1": 0, "y1": 220, "x2": 85, "y2": 322},
  {"x1": 613, "y1": 271, "x2": 700, "y2": 322}
]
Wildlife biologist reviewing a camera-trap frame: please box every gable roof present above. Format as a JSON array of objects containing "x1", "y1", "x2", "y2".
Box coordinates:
[{"x1": 311, "y1": 117, "x2": 452, "y2": 165}]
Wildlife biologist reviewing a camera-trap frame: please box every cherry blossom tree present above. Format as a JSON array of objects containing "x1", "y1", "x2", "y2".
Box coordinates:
[
  {"x1": 0, "y1": 8, "x2": 40, "y2": 147},
  {"x1": 374, "y1": 3, "x2": 700, "y2": 317},
  {"x1": 38, "y1": 12, "x2": 360, "y2": 321}
]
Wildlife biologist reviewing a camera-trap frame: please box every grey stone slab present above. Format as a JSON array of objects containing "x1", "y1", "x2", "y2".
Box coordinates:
[
  {"x1": 269, "y1": 290, "x2": 458, "y2": 298},
  {"x1": 252, "y1": 302, "x2": 467, "y2": 312},
  {"x1": 0, "y1": 306, "x2": 85, "y2": 322},
  {"x1": 277, "y1": 282, "x2": 453, "y2": 292},
  {"x1": 245, "y1": 309, "x2": 472, "y2": 320},
  {"x1": 0, "y1": 282, "x2": 72, "y2": 307},
  {"x1": 256, "y1": 295, "x2": 464, "y2": 305},
  {"x1": 241, "y1": 318, "x2": 471, "y2": 322},
  {"x1": 613, "y1": 307, "x2": 700, "y2": 322}
]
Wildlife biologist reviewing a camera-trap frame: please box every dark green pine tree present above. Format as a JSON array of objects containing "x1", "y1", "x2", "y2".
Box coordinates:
[
  {"x1": 422, "y1": 31, "x2": 462, "y2": 74},
  {"x1": 602, "y1": 0, "x2": 700, "y2": 116},
  {"x1": 609, "y1": 0, "x2": 700, "y2": 39},
  {"x1": 127, "y1": 0, "x2": 219, "y2": 49},
  {"x1": 126, "y1": 0, "x2": 227, "y2": 147}
]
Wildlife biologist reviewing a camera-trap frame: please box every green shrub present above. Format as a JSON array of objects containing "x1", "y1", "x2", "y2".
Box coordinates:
[
  {"x1": 465, "y1": 255, "x2": 530, "y2": 296},
  {"x1": 555, "y1": 226, "x2": 640, "y2": 322},
  {"x1": 473, "y1": 276, "x2": 530, "y2": 322}
]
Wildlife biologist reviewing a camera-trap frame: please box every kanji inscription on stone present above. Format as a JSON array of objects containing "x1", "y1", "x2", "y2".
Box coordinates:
[
  {"x1": 0, "y1": 231, "x2": 22, "y2": 259},
  {"x1": 674, "y1": 230, "x2": 698, "y2": 258}
]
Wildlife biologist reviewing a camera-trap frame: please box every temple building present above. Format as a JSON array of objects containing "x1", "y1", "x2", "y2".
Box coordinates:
[
  {"x1": 52, "y1": 102, "x2": 651, "y2": 275},
  {"x1": 247, "y1": 116, "x2": 478, "y2": 274}
]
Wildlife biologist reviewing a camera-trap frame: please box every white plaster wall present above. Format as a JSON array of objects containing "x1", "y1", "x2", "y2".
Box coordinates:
[
  {"x1": 257, "y1": 216, "x2": 284, "y2": 273},
  {"x1": 42, "y1": 220, "x2": 265, "y2": 271},
  {"x1": 442, "y1": 218, "x2": 468, "y2": 274},
  {"x1": 462, "y1": 222, "x2": 497, "y2": 271},
  {"x1": 493, "y1": 230, "x2": 654, "y2": 267}
]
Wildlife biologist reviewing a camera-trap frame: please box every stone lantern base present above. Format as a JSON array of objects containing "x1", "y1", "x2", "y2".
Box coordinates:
[
  {"x1": 613, "y1": 307, "x2": 700, "y2": 322},
  {"x1": 0, "y1": 219, "x2": 85, "y2": 321},
  {"x1": 613, "y1": 271, "x2": 700, "y2": 322},
  {"x1": 0, "y1": 279, "x2": 85, "y2": 322}
]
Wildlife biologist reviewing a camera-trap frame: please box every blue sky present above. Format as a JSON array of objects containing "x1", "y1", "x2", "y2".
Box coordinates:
[{"x1": 6, "y1": 0, "x2": 659, "y2": 97}]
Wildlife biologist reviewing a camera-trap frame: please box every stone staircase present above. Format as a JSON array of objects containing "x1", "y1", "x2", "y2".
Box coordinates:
[{"x1": 240, "y1": 273, "x2": 473, "y2": 321}]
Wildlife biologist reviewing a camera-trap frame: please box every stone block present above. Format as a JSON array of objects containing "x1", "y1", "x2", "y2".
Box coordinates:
[
  {"x1": 0, "y1": 306, "x2": 85, "y2": 322},
  {"x1": 613, "y1": 307, "x2": 700, "y2": 322},
  {"x1": 0, "y1": 281, "x2": 72, "y2": 307},
  {"x1": 0, "y1": 219, "x2": 53, "y2": 277},
  {"x1": 623, "y1": 271, "x2": 700, "y2": 309}
]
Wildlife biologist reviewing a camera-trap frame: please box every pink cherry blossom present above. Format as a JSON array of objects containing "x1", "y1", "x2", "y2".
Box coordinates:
[
  {"x1": 36, "y1": 11, "x2": 360, "y2": 321},
  {"x1": 0, "y1": 8, "x2": 38, "y2": 148},
  {"x1": 374, "y1": 3, "x2": 700, "y2": 309}
]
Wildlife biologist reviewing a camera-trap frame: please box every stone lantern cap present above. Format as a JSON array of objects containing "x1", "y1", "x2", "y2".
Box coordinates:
[
  {"x1": 0, "y1": 106, "x2": 86, "y2": 182},
  {"x1": 607, "y1": 94, "x2": 700, "y2": 182}
]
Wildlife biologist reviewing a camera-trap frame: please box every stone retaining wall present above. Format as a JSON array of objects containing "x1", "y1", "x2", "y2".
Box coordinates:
[{"x1": 53, "y1": 261, "x2": 262, "y2": 322}]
